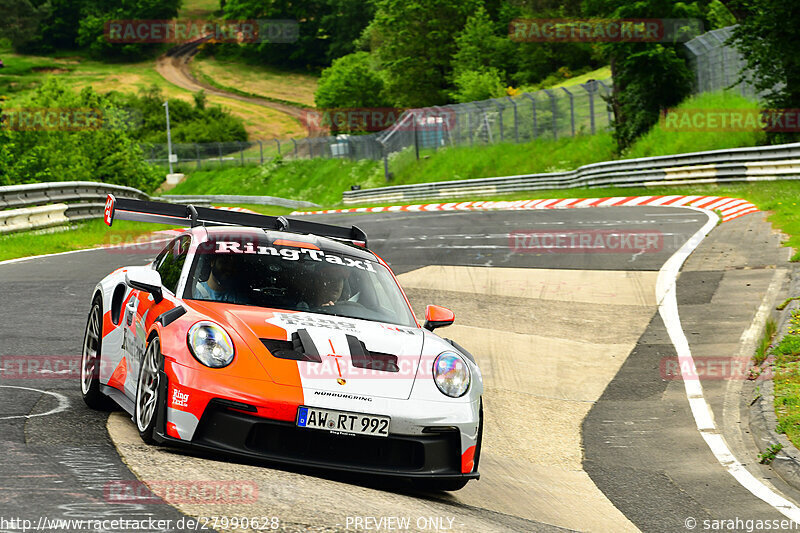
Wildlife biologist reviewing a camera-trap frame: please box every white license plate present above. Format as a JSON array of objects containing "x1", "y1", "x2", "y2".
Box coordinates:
[{"x1": 296, "y1": 406, "x2": 390, "y2": 437}]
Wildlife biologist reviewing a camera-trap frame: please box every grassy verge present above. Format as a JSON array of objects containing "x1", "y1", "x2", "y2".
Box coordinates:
[
  {"x1": 390, "y1": 91, "x2": 764, "y2": 184},
  {"x1": 0, "y1": 44, "x2": 302, "y2": 139},
  {"x1": 773, "y1": 310, "x2": 800, "y2": 449},
  {"x1": 0, "y1": 204, "x2": 292, "y2": 262},
  {"x1": 164, "y1": 158, "x2": 385, "y2": 207},
  {"x1": 0, "y1": 219, "x2": 172, "y2": 262},
  {"x1": 191, "y1": 56, "x2": 317, "y2": 108}
]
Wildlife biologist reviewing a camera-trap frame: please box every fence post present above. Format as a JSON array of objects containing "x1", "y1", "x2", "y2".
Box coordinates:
[
  {"x1": 526, "y1": 94, "x2": 538, "y2": 139},
  {"x1": 413, "y1": 112, "x2": 420, "y2": 160},
  {"x1": 380, "y1": 140, "x2": 392, "y2": 182},
  {"x1": 543, "y1": 89, "x2": 557, "y2": 140},
  {"x1": 196, "y1": 144, "x2": 201, "y2": 170},
  {"x1": 561, "y1": 87, "x2": 575, "y2": 137},
  {"x1": 467, "y1": 109, "x2": 473, "y2": 147},
  {"x1": 275, "y1": 138, "x2": 281, "y2": 156},
  {"x1": 506, "y1": 96, "x2": 519, "y2": 143},
  {"x1": 218, "y1": 142, "x2": 223, "y2": 166},
  {"x1": 495, "y1": 100, "x2": 504, "y2": 142},
  {"x1": 582, "y1": 81, "x2": 596, "y2": 135},
  {"x1": 240, "y1": 142, "x2": 245, "y2": 166},
  {"x1": 259, "y1": 140, "x2": 264, "y2": 164},
  {"x1": 292, "y1": 139, "x2": 298, "y2": 158},
  {"x1": 596, "y1": 80, "x2": 613, "y2": 126}
]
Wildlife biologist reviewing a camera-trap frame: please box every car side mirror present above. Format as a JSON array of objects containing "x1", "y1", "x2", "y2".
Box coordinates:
[
  {"x1": 424, "y1": 305, "x2": 455, "y2": 331},
  {"x1": 126, "y1": 267, "x2": 163, "y2": 303}
]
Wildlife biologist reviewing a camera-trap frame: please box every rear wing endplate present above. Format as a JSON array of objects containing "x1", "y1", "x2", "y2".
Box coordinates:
[{"x1": 103, "y1": 195, "x2": 368, "y2": 246}]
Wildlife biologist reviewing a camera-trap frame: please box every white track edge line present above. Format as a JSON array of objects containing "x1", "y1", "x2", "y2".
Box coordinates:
[{"x1": 656, "y1": 206, "x2": 800, "y2": 521}]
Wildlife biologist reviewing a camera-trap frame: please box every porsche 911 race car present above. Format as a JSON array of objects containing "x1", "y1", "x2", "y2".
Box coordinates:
[{"x1": 81, "y1": 195, "x2": 482, "y2": 490}]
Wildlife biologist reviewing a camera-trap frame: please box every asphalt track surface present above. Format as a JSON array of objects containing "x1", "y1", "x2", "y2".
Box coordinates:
[{"x1": 0, "y1": 206, "x2": 796, "y2": 532}]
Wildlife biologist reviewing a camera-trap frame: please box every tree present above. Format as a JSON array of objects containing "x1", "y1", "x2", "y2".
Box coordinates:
[
  {"x1": 451, "y1": 6, "x2": 505, "y2": 79},
  {"x1": 315, "y1": 52, "x2": 388, "y2": 109},
  {"x1": 451, "y1": 68, "x2": 505, "y2": 103},
  {"x1": 728, "y1": 0, "x2": 800, "y2": 142},
  {"x1": 582, "y1": 0, "x2": 701, "y2": 151},
  {"x1": 368, "y1": 0, "x2": 480, "y2": 107},
  {"x1": 223, "y1": 0, "x2": 374, "y2": 68},
  {"x1": 0, "y1": 0, "x2": 49, "y2": 49},
  {"x1": 77, "y1": 0, "x2": 183, "y2": 60}
]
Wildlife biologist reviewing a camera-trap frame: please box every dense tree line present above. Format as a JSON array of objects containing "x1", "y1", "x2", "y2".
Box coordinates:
[{"x1": 2, "y1": 0, "x2": 798, "y2": 151}]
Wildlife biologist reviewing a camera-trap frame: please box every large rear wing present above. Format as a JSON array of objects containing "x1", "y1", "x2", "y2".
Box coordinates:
[{"x1": 103, "y1": 195, "x2": 368, "y2": 246}]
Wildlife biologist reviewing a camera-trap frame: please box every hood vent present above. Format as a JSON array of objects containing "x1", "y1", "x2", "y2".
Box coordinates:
[
  {"x1": 261, "y1": 329, "x2": 322, "y2": 363},
  {"x1": 346, "y1": 335, "x2": 399, "y2": 372}
]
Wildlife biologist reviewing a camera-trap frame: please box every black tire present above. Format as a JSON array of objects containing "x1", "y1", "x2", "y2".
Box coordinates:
[
  {"x1": 134, "y1": 335, "x2": 162, "y2": 445},
  {"x1": 80, "y1": 300, "x2": 115, "y2": 411}
]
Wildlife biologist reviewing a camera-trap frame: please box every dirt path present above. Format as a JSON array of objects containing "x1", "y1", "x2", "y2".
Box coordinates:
[{"x1": 155, "y1": 41, "x2": 309, "y2": 125}]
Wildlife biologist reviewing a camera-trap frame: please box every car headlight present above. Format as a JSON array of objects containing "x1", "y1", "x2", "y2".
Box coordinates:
[
  {"x1": 433, "y1": 351, "x2": 470, "y2": 398},
  {"x1": 187, "y1": 322, "x2": 235, "y2": 368}
]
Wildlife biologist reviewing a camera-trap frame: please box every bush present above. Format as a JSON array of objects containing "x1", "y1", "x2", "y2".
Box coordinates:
[
  {"x1": 315, "y1": 52, "x2": 389, "y2": 109},
  {"x1": 1, "y1": 78, "x2": 162, "y2": 192},
  {"x1": 451, "y1": 69, "x2": 505, "y2": 103}
]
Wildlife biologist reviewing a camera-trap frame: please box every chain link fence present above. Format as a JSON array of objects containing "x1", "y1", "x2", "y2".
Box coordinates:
[
  {"x1": 144, "y1": 80, "x2": 614, "y2": 180},
  {"x1": 143, "y1": 27, "x2": 771, "y2": 181},
  {"x1": 684, "y1": 25, "x2": 761, "y2": 99}
]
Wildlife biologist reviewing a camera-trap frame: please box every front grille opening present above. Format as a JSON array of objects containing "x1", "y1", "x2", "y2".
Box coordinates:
[{"x1": 246, "y1": 424, "x2": 426, "y2": 470}]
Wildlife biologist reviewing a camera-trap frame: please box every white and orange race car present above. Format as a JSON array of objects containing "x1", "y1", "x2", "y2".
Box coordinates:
[{"x1": 81, "y1": 196, "x2": 482, "y2": 490}]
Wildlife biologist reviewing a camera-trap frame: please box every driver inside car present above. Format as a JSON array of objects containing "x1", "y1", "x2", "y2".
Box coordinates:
[
  {"x1": 194, "y1": 253, "x2": 246, "y2": 304},
  {"x1": 298, "y1": 263, "x2": 351, "y2": 309}
]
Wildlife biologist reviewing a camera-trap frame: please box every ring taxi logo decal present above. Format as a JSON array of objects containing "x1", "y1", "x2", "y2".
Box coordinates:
[
  {"x1": 214, "y1": 241, "x2": 376, "y2": 272},
  {"x1": 171, "y1": 388, "x2": 189, "y2": 408}
]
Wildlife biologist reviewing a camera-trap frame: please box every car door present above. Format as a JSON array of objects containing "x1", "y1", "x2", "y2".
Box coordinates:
[{"x1": 124, "y1": 235, "x2": 191, "y2": 398}]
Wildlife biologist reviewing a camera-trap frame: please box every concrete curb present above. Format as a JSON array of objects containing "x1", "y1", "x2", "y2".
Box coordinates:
[{"x1": 749, "y1": 265, "x2": 800, "y2": 490}]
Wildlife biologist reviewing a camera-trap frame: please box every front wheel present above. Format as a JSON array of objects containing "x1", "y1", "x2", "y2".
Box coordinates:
[
  {"x1": 81, "y1": 300, "x2": 115, "y2": 411},
  {"x1": 135, "y1": 336, "x2": 162, "y2": 444}
]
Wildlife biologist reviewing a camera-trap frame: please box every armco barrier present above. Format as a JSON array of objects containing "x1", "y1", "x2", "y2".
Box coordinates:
[
  {"x1": 342, "y1": 142, "x2": 800, "y2": 204},
  {"x1": 0, "y1": 204, "x2": 70, "y2": 234},
  {"x1": 0, "y1": 182, "x2": 320, "y2": 235},
  {"x1": 0, "y1": 182, "x2": 152, "y2": 235},
  {"x1": 160, "y1": 195, "x2": 320, "y2": 210}
]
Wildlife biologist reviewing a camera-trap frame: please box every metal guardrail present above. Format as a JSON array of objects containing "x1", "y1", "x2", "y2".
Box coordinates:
[
  {"x1": 0, "y1": 182, "x2": 150, "y2": 210},
  {"x1": 342, "y1": 142, "x2": 800, "y2": 204},
  {"x1": 0, "y1": 182, "x2": 321, "y2": 235},
  {"x1": 160, "y1": 195, "x2": 319, "y2": 209},
  {"x1": 0, "y1": 182, "x2": 152, "y2": 235}
]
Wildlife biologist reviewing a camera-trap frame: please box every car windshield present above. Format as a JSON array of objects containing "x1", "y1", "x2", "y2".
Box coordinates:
[{"x1": 183, "y1": 237, "x2": 417, "y2": 327}]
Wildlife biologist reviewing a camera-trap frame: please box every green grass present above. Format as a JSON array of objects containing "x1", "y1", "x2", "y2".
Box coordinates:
[
  {"x1": 773, "y1": 310, "x2": 800, "y2": 448},
  {"x1": 191, "y1": 56, "x2": 317, "y2": 108},
  {"x1": 164, "y1": 158, "x2": 385, "y2": 207},
  {"x1": 0, "y1": 219, "x2": 172, "y2": 262},
  {"x1": 390, "y1": 91, "x2": 763, "y2": 184},
  {"x1": 754, "y1": 318, "x2": 779, "y2": 366},
  {"x1": 0, "y1": 204, "x2": 292, "y2": 262}
]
